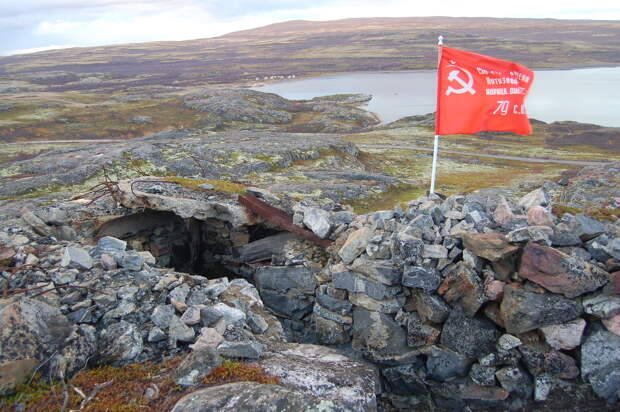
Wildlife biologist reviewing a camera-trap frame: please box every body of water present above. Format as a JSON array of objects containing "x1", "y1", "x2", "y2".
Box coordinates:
[{"x1": 253, "y1": 67, "x2": 620, "y2": 127}]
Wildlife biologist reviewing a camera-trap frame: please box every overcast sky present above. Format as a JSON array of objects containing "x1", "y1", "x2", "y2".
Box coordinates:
[{"x1": 2, "y1": 0, "x2": 619, "y2": 56}]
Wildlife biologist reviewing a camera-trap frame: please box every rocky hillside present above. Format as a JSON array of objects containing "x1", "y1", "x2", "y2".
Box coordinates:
[
  {"x1": 2, "y1": 17, "x2": 620, "y2": 89},
  {"x1": 1, "y1": 161, "x2": 619, "y2": 410}
]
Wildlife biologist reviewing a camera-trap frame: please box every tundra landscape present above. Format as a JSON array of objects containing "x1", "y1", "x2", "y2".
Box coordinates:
[{"x1": 1, "y1": 15, "x2": 620, "y2": 412}]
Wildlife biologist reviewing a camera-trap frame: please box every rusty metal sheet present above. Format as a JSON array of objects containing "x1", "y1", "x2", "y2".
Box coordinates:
[{"x1": 238, "y1": 194, "x2": 333, "y2": 248}]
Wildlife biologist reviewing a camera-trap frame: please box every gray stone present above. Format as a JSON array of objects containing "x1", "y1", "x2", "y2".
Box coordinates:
[
  {"x1": 118, "y1": 251, "x2": 144, "y2": 271},
  {"x1": 38, "y1": 207, "x2": 69, "y2": 226},
  {"x1": 60, "y1": 247, "x2": 93, "y2": 270},
  {"x1": 570, "y1": 213, "x2": 606, "y2": 241},
  {"x1": 470, "y1": 364, "x2": 497, "y2": 386},
  {"x1": 507, "y1": 226, "x2": 551, "y2": 245},
  {"x1": 402, "y1": 266, "x2": 441, "y2": 292},
  {"x1": 180, "y1": 306, "x2": 202, "y2": 326},
  {"x1": 316, "y1": 292, "x2": 352, "y2": 315},
  {"x1": 260, "y1": 289, "x2": 313, "y2": 320},
  {"x1": 100, "y1": 253, "x2": 117, "y2": 270},
  {"x1": 303, "y1": 207, "x2": 332, "y2": 238},
  {"x1": 200, "y1": 306, "x2": 223, "y2": 327},
  {"x1": 350, "y1": 257, "x2": 400, "y2": 285},
  {"x1": 204, "y1": 278, "x2": 230, "y2": 298},
  {"x1": 315, "y1": 316, "x2": 350, "y2": 345},
  {"x1": 534, "y1": 374, "x2": 552, "y2": 401},
  {"x1": 496, "y1": 366, "x2": 533, "y2": 399},
  {"x1": 151, "y1": 305, "x2": 175, "y2": 329},
  {"x1": 410, "y1": 291, "x2": 450, "y2": 324},
  {"x1": 99, "y1": 321, "x2": 143, "y2": 364},
  {"x1": 98, "y1": 236, "x2": 127, "y2": 252},
  {"x1": 440, "y1": 308, "x2": 501, "y2": 359},
  {"x1": 169, "y1": 283, "x2": 191, "y2": 305},
  {"x1": 422, "y1": 244, "x2": 448, "y2": 259},
  {"x1": 169, "y1": 315, "x2": 196, "y2": 344},
  {"x1": 314, "y1": 303, "x2": 353, "y2": 324},
  {"x1": 550, "y1": 230, "x2": 582, "y2": 247},
  {"x1": 217, "y1": 341, "x2": 264, "y2": 359},
  {"x1": 583, "y1": 294, "x2": 620, "y2": 319},
  {"x1": 426, "y1": 346, "x2": 471, "y2": 382},
  {"x1": 171, "y1": 382, "x2": 339, "y2": 412},
  {"x1": 382, "y1": 363, "x2": 428, "y2": 395},
  {"x1": 255, "y1": 266, "x2": 316, "y2": 294},
  {"x1": 352, "y1": 307, "x2": 408, "y2": 360},
  {"x1": 392, "y1": 233, "x2": 424, "y2": 264},
  {"x1": 173, "y1": 348, "x2": 222, "y2": 386},
  {"x1": 498, "y1": 334, "x2": 522, "y2": 351},
  {"x1": 462, "y1": 249, "x2": 484, "y2": 271},
  {"x1": 581, "y1": 325, "x2": 620, "y2": 402},
  {"x1": 147, "y1": 326, "x2": 167, "y2": 342},
  {"x1": 247, "y1": 311, "x2": 269, "y2": 334},
  {"x1": 500, "y1": 284, "x2": 583, "y2": 334},
  {"x1": 212, "y1": 302, "x2": 246, "y2": 325},
  {"x1": 258, "y1": 343, "x2": 379, "y2": 411},
  {"x1": 332, "y1": 270, "x2": 401, "y2": 301},
  {"x1": 21, "y1": 208, "x2": 54, "y2": 236},
  {"x1": 605, "y1": 238, "x2": 620, "y2": 260},
  {"x1": 51, "y1": 270, "x2": 77, "y2": 285},
  {"x1": 349, "y1": 293, "x2": 403, "y2": 314}
]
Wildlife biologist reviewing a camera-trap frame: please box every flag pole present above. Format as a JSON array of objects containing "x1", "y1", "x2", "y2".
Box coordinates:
[{"x1": 429, "y1": 35, "x2": 443, "y2": 195}]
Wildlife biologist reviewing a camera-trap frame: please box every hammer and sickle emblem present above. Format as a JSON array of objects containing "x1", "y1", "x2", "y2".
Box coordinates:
[{"x1": 445, "y1": 65, "x2": 476, "y2": 96}]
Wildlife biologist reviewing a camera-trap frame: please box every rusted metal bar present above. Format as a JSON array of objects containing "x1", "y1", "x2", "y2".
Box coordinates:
[{"x1": 238, "y1": 194, "x2": 333, "y2": 248}]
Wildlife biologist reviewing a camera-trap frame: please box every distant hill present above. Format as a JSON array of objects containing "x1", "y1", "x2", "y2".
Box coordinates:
[{"x1": 1, "y1": 17, "x2": 619, "y2": 90}]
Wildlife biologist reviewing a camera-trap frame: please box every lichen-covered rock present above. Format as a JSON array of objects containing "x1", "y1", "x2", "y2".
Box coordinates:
[
  {"x1": 172, "y1": 348, "x2": 222, "y2": 386},
  {"x1": 258, "y1": 343, "x2": 379, "y2": 411},
  {"x1": 581, "y1": 324, "x2": 620, "y2": 402},
  {"x1": 0, "y1": 297, "x2": 72, "y2": 395},
  {"x1": 98, "y1": 320, "x2": 143, "y2": 364},
  {"x1": 520, "y1": 242, "x2": 609, "y2": 298},
  {"x1": 440, "y1": 308, "x2": 501, "y2": 359},
  {"x1": 500, "y1": 284, "x2": 582, "y2": 334}
]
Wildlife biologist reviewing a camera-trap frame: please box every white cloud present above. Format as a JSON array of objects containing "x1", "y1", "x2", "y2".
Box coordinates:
[{"x1": 2, "y1": 44, "x2": 76, "y2": 56}]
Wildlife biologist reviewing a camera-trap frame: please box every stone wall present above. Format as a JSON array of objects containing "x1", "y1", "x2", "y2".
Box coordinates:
[{"x1": 257, "y1": 186, "x2": 620, "y2": 409}]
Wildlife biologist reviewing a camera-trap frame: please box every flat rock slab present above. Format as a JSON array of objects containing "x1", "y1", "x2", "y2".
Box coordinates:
[
  {"x1": 462, "y1": 233, "x2": 519, "y2": 262},
  {"x1": 520, "y1": 242, "x2": 609, "y2": 298}
]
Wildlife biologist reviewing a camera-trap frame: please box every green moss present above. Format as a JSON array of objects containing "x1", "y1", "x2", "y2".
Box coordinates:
[{"x1": 164, "y1": 177, "x2": 248, "y2": 194}]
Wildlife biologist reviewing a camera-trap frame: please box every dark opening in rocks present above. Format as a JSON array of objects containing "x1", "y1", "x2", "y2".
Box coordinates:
[{"x1": 96, "y1": 209, "x2": 287, "y2": 278}]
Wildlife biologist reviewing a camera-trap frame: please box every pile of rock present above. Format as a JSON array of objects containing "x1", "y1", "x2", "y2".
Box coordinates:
[{"x1": 291, "y1": 185, "x2": 620, "y2": 408}]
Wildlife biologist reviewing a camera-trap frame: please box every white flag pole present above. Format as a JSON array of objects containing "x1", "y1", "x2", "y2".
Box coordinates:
[{"x1": 429, "y1": 35, "x2": 443, "y2": 195}]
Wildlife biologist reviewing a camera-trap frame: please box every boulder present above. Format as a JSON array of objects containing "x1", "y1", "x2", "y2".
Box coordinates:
[
  {"x1": 332, "y1": 270, "x2": 401, "y2": 301},
  {"x1": 392, "y1": 233, "x2": 424, "y2": 265},
  {"x1": 406, "y1": 313, "x2": 440, "y2": 348},
  {"x1": 171, "y1": 382, "x2": 343, "y2": 412},
  {"x1": 350, "y1": 257, "x2": 400, "y2": 285},
  {"x1": 570, "y1": 213, "x2": 606, "y2": 241},
  {"x1": 217, "y1": 341, "x2": 264, "y2": 359},
  {"x1": 426, "y1": 346, "x2": 471, "y2": 382},
  {"x1": 583, "y1": 294, "x2": 620, "y2": 319},
  {"x1": 519, "y1": 242, "x2": 609, "y2": 298},
  {"x1": 352, "y1": 307, "x2": 409, "y2": 360},
  {"x1": 409, "y1": 291, "x2": 450, "y2": 324},
  {"x1": 258, "y1": 343, "x2": 379, "y2": 411},
  {"x1": 581, "y1": 325, "x2": 620, "y2": 402},
  {"x1": 500, "y1": 284, "x2": 582, "y2": 334},
  {"x1": 382, "y1": 363, "x2": 428, "y2": 395},
  {"x1": 462, "y1": 233, "x2": 519, "y2": 262}
]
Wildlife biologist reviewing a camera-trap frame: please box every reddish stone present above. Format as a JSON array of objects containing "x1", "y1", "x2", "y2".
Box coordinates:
[
  {"x1": 493, "y1": 196, "x2": 514, "y2": 225},
  {"x1": 520, "y1": 242, "x2": 609, "y2": 298},
  {"x1": 438, "y1": 263, "x2": 486, "y2": 317},
  {"x1": 602, "y1": 314, "x2": 620, "y2": 337},
  {"x1": 527, "y1": 206, "x2": 554, "y2": 226},
  {"x1": 539, "y1": 318, "x2": 586, "y2": 350},
  {"x1": 606, "y1": 271, "x2": 620, "y2": 295},
  {"x1": 483, "y1": 302, "x2": 505, "y2": 328},
  {"x1": 462, "y1": 233, "x2": 519, "y2": 262},
  {"x1": 484, "y1": 278, "x2": 506, "y2": 302},
  {"x1": 0, "y1": 247, "x2": 15, "y2": 264},
  {"x1": 460, "y1": 383, "x2": 510, "y2": 402}
]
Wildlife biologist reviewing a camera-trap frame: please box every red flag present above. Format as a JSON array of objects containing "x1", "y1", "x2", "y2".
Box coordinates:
[{"x1": 435, "y1": 46, "x2": 534, "y2": 135}]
